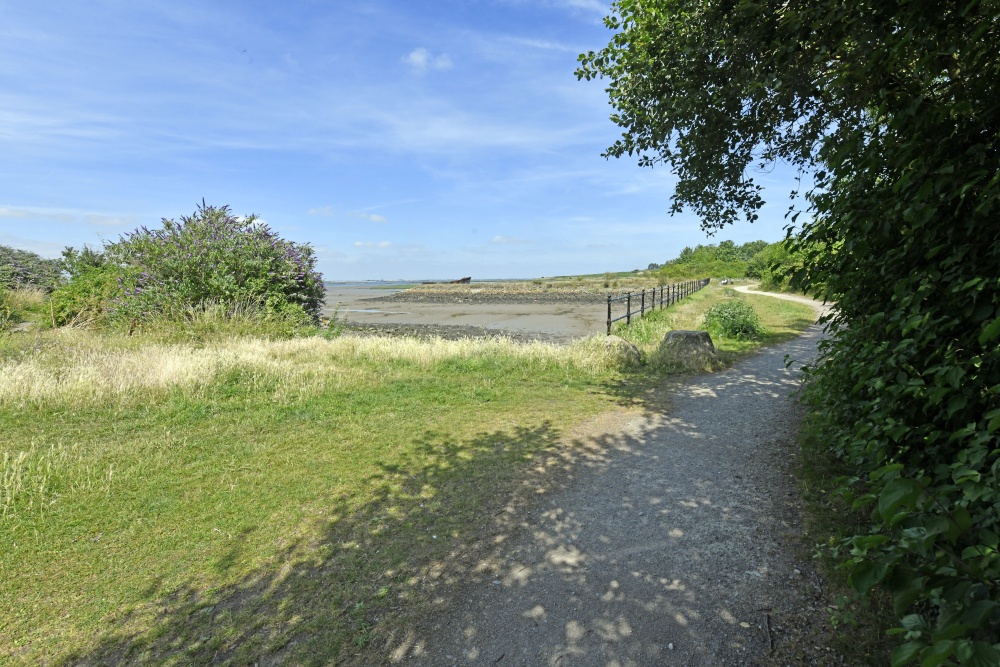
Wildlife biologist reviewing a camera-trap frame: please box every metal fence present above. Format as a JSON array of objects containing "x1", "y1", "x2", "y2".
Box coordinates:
[{"x1": 607, "y1": 278, "x2": 711, "y2": 334}]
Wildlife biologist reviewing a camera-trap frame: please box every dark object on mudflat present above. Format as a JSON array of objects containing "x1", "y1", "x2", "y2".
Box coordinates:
[
  {"x1": 366, "y1": 290, "x2": 604, "y2": 305},
  {"x1": 421, "y1": 277, "x2": 472, "y2": 285}
]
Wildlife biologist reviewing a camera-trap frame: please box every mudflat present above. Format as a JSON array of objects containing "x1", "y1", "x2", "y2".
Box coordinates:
[{"x1": 323, "y1": 284, "x2": 610, "y2": 342}]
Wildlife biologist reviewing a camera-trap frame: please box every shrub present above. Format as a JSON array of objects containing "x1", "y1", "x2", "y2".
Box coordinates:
[
  {"x1": 61, "y1": 245, "x2": 107, "y2": 279},
  {"x1": 0, "y1": 245, "x2": 63, "y2": 291},
  {"x1": 104, "y1": 202, "x2": 324, "y2": 325},
  {"x1": 703, "y1": 299, "x2": 763, "y2": 340},
  {"x1": 49, "y1": 265, "x2": 123, "y2": 326},
  {"x1": 0, "y1": 288, "x2": 13, "y2": 331}
]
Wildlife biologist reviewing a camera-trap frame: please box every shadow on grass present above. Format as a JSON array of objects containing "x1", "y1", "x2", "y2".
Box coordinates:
[
  {"x1": 60, "y1": 315, "x2": 827, "y2": 666},
  {"x1": 64, "y1": 423, "x2": 575, "y2": 666}
]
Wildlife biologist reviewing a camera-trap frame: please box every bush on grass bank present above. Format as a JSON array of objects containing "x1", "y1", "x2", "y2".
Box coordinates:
[
  {"x1": 0, "y1": 288, "x2": 12, "y2": 331},
  {"x1": 49, "y1": 265, "x2": 122, "y2": 327},
  {"x1": 0, "y1": 245, "x2": 63, "y2": 292},
  {"x1": 703, "y1": 299, "x2": 764, "y2": 341},
  {"x1": 53, "y1": 203, "x2": 325, "y2": 329}
]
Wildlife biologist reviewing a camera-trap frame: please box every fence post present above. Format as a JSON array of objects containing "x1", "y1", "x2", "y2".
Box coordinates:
[
  {"x1": 641, "y1": 289, "x2": 645, "y2": 317},
  {"x1": 626, "y1": 292, "x2": 631, "y2": 325},
  {"x1": 607, "y1": 294, "x2": 612, "y2": 335}
]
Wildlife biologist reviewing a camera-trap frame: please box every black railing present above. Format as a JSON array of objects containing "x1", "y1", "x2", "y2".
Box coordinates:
[{"x1": 607, "y1": 278, "x2": 711, "y2": 334}]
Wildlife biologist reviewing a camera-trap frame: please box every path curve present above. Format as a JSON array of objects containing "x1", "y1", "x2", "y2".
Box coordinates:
[
  {"x1": 388, "y1": 296, "x2": 830, "y2": 666},
  {"x1": 734, "y1": 285, "x2": 833, "y2": 316}
]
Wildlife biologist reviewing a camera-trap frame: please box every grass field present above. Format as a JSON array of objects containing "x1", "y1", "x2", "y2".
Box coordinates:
[
  {"x1": 0, "y1": 284, "x2": 817, "y2": 665},
  {"x1": 613, "y1": 285, "x2": 817, "y2": 361}
]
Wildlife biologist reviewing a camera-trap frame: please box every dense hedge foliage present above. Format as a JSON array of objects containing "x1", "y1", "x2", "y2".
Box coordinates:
[
  {"x1": 581, "y1": 1, "x2": 999, "y2": 663},
  {"x1": 0, "y1": 244, "x2": 63, "y2": 291},
  {"x1": 102, "y1": 203, "x2": 324, "y2": 324},
  {"x1": 744, "y1": 242, "x2": 811, "y2": 292}
]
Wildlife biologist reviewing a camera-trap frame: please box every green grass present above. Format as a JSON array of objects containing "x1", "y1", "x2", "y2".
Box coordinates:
[
  {"x1": 793, "y1": 413, "x2": 898, "y2": 665},
  {"x1": 0, "y1": 288, "x2": 50, "y2": 331},
  {"x1": 612, "y1": 283, "x2": 817, "y2": 360},
  {"x1": 0, "y1": 286, "x2": 818, "y2": 666},
  {"x1": 0, "y1": 335, "x2": 617, "y2": 665}
]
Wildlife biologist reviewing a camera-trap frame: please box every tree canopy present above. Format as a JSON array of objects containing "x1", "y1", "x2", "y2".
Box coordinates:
[{"x1": 579, "y1": 2, "x2": 1000, "y2": 663}]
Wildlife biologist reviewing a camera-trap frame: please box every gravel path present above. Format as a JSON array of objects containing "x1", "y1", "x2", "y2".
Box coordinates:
[{"x1": 389, "y1": 300, "x2": 833, "y2": 666}]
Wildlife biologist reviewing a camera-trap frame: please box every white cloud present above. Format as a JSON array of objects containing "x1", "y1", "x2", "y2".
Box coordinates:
[
  {"x1": 403, "y1": 47, "x2": 453, "y2": 73},
  {"x1": 354, "y1": 241, "x2": 392, "y2": 248},
  {"x1": 308, "y1": 208, "x2": 386, "y2": 223},
  {"x1": 0, "y1": 206, "x2": 74, "y2": 222},
  {"x1": 85, "y1": 213, "x2": 137, "y2": 227},
  {"x1": 559, "y1": 0, "x2": 607, "y2": 12},
  {"x1": 350, "y1": 212, "x2": 387, "y2": 223},
  {"x1": 490, "y1": 235, "x2": 531, "y2": 245},
  {"x1": 0, "y1": 206, "x2": 133, "y2": 227},
  {"x1": 505, "y1": 36, "x2": 579, "y2": 53}
]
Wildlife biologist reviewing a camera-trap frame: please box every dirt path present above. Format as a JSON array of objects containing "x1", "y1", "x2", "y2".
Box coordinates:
[
  {"x1": 734, "y1": 285, "x2": 834, "y2": 316},
  {"x1": 386, "y1": 296, "x2": 832, "y2": 666}
]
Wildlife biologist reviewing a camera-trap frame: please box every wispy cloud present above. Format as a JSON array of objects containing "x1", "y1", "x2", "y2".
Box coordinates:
[
  {"x1": 353, "y1": 241, "x2": 392, "y2": 248},
  {"x1": 0, "y1": 206, "x2": 74, "y2": 222},
  {"x1": 307, "y1": 207, "x2": 386, "y2": 223},
  {"x1": 490, "y1": 235, "x2": 532, "y2": 245},
  {"x1": 504, "y1": 36, "x2": 580, "y2": 53},
  {"x1": 0, "y1": 206, "x2": 133, "y2": 227},
  {"x1": 403, "y1": 47, "x2": 454, "y2": 73},
  {"x1": 350, "y1": 212, "x2": 387, "y2": 223},
  {"x1": 85, "y1": 213, "x2": 137, "y2": 227}
]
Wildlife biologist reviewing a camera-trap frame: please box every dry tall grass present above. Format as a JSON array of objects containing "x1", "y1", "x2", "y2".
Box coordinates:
[{"x1": 0, "y1": 332, "x2": 625, "y2": 408}]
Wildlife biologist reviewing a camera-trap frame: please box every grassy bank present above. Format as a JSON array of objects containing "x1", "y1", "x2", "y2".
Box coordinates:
[
  {"x1": 1, "y1": 286, "x2": 816, "y2": 665},
  {"x1": 613, "y1": 284, "x2": 818, "y2": 361},
  {"x1": 793, "y1": 413, "x2": 898, "y2": 665}
]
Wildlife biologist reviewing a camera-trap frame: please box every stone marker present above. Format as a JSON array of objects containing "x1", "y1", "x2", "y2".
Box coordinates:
[{"x1": 657, "y1": 330, "x2": 717, "y2": 369}]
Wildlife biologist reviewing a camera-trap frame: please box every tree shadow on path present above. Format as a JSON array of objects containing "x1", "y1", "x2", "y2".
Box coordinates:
[
  {"x1": 388, "y1": 326, "x2": 829, "y2": 666},
  {"x1": 64, "y1": 421, "x2": 599, "y2": 666}
]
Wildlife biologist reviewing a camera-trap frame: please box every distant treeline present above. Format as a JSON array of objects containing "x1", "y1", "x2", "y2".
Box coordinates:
[{"x1": 655, "y1": 239, "x2": 808, "y2": 290}]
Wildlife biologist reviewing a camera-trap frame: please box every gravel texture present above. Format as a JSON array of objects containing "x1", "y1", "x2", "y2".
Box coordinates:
[{"x1": 383, "y1": 305, "x2": 846, "y2": 666}]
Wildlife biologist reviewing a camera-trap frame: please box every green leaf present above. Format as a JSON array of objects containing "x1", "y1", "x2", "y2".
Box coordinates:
[
  {"x1": 979, "y1": 317, "x2": 1000, "y2": 345},
  {"x1": 849, "y1": 559, "x2": 889, "y2": 594},
  {"x1": 959, "y1": 600, "x2": 1000, "y2": 628},
  {"x1": 893, "y1": 641, "x2": 924, "y2": 666},
  {"x1": 957, "y1": 640, "x2": 1000, "y2": 667},
  {"x1": 985, "y1": 409, "x2": 1000, "y2": 434},
  {"x1": 952, "y1": 468, "x2": 981, "y2": 485},
  {"x1": 921, "y1": 640, "x2": 955, "y2": 667},
  {"x1": 879, "y1": 478, "x2": 923, "y2": 524}
]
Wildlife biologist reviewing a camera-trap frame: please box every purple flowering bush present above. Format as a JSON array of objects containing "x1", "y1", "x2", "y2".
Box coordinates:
[
  {"x1": 105, "y1": 203, "x2": 324, "y2": 325},
  {"x1": 0, "y1": 244, "x2": 63, "y2": 291}
]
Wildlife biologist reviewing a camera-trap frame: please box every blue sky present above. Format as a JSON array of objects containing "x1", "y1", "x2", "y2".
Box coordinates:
[{"x1": 1, "y1": 0, "x2": 800, "y2": 280}]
